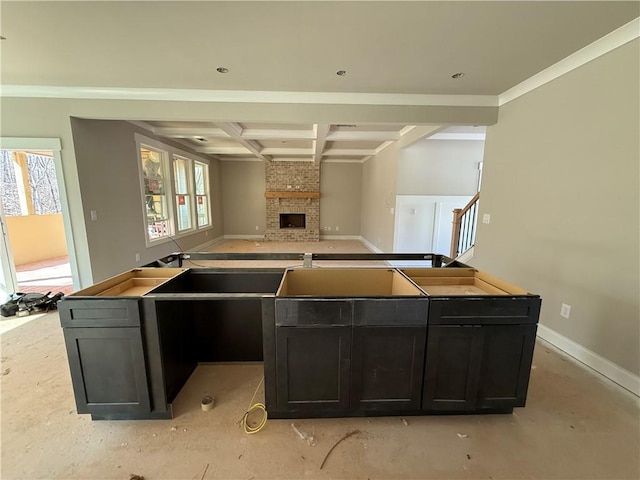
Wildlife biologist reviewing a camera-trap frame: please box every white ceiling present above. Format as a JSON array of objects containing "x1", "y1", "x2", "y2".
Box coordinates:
[{"x1": 1, "y1": 1, "x2": 637, "y2": 162}]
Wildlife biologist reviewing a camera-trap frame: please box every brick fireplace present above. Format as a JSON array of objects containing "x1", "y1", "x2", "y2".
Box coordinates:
[{"x1": 264, "y1": 160, "x2": 320, "y2": 241}]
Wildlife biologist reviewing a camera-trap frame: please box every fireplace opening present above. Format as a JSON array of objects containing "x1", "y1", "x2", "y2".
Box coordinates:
[{"x1": 280, "y1": 213, "x2": 306, "y2": 229}]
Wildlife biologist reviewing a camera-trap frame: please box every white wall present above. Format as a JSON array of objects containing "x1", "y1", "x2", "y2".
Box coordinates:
[
  {"x1": 474, "y1": 39, "x2": 639, "y2": 379},
  {"x1": 394, "y1": 195, "x2": 472, "y2": 255},
  {"x1": 397, "y1": 139, "x2": 483, "y2": 195}
]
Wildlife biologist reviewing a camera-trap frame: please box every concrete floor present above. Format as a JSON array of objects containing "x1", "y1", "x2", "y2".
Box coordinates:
[{"x1": 1, "y1": 240, "x2": 639, "y2": 479}]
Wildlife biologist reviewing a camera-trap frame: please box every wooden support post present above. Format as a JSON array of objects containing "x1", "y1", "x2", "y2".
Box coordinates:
[
  {"x1": 12, "y1": 152, "x2": 35, "y2": 215},
  {"x1": 450, "y1": 208, "x2": 462, "y2": 258}
]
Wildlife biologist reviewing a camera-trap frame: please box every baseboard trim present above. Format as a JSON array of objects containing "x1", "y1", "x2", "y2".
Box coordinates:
[
  {"x1": 456, "y1": 246, "x2": 475, "y2": 264},
  {"x1": 320, "y1": 235, "x2": 362, "y2": 240},
  {"x1": 359, "y1": 236, "x2": 384, "y2": 253},
  {"x1": 223, "y1": 235, "x2": 265, "y2": 240},
  {"x1": 194, "y1": 236, "x2": 225, "y2": 251},
  {"x1": 536, "y1": 323, "x2": 640, "y2": 397}
]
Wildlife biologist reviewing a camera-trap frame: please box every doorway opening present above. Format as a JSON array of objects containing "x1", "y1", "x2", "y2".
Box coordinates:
[{"x1": 0, "y1": 150, "x2": 73, "y2": 296}]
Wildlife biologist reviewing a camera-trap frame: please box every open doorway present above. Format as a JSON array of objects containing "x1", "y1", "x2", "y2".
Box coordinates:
[{"x1": 0, "y1": 150, "x2": 74, "y2": 297}]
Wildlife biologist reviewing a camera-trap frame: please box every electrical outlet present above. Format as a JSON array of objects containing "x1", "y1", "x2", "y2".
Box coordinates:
[
  {"x1": 135, "y1": 253, "x2": 140, "y2": 262},
  {"x1": 335, "y1": 226, "x2": 340, "y2": 231},
  {"x1": 90, "y1": 210, "x2": 98, "y2": 221},
  {"x1": 560, "y1": 303, "x2": 571, "y2": 319},
  {"x1": 255, "y1": 225, "x2": 259, "y2": 231},
  {"x1": 483, "y1": 214, "x2": 491, "y2": 224},
  {"x1": 390, "y1": 207, "x2": 395, "y2": 215}
]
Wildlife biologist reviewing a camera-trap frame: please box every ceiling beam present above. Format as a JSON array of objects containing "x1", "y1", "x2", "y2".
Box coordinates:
[
  {"x1": 195, "y1": 146, "x2": 251, "y2": 155},
  {"x1": 152, "y1": 127, "x2": 229, "y2": 138},
  {"x1": 326, "y1": 131, "x2": 400, "y2": 141},
  {"x1": 241, "y1": 129, "x2": 316, "y2": 140},
  {"x1": 216, "y1": 122, "x2": 269, "y2": 161},
  {"x1": 261, "y1": 147, "x2": 313, "y2": 155},
  {"x1": 314, "y1": 124, "x2": 330, "y2": 163},
  {"x1": 323, "y1": 148, "x2": 377, "y2": 156},
  {"x1": 270, "y1": 157, "x2": 315, "y2": 163}
]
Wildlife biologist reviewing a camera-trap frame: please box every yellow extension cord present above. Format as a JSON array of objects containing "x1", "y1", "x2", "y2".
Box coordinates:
[{"x1": 240, "y1": 376, "x2": 267, "y2": 434}]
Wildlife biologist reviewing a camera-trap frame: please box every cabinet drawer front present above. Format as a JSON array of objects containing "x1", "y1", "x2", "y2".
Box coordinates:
[
  {"x1": 353, "y1": 299, "x2": 427, "y2": 326},
  {"x1": 275, "y1": 299, "x2": 352, "y2": 326},
  {"x1": 428, "y1": 297, "x2": 540, "y2": 325},
  {"x1": 59, "y1": 299, "x2": 141, "y2": 327}
]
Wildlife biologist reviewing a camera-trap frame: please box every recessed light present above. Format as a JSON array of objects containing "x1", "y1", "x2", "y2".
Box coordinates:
[
  {"x1": 451, "y1": 72, "x2": 465, "y2": 79},
  {"x1": 336, "y1": 70, "x2": 347, "y2": 76},
  {"x1": 216, "y1": 67, "x2": 229, "y2": 74}
]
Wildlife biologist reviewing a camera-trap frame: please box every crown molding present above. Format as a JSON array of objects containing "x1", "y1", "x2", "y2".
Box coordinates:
[
  {"x1": 499, "y1": 17, "x2": 640, "y2": 106},
  {"x1": 0, "y1": 84, "x2": 498, "y2": 107}
]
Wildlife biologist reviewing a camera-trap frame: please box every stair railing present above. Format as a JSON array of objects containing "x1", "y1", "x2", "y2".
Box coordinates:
[{"x1": 450, "y1": 192, "x2": 480, "y2": 258}]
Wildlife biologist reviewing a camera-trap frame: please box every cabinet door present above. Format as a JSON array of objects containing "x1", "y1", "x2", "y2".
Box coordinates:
[
  {"x1": 276, "y1": 327, "x2": 351, "y2": 414},
  {"x1": 422, "y1": 325, "x2": 483, "y2": 411},
  {"x1": 351, "y1": 326, "x2": 426, "y2": 412},
  {"x1": 63, "y1": 327, "x2": 151, "y2": 416},
  {"x1": 477, "y1": 325, "x2": 537, "y2": 409}
]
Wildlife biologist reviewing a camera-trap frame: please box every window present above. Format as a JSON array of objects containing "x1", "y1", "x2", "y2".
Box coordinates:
[
  {"x1": 139, "y1": 145, "x2": 174, "y2": 243},
  {"x1": 136, "y1": 134, "x2": 211, "y2": 245},
  {"x1": 173, "y1": 156, "x2": 193, "y2": 232},
  {"x1": 0, "y1": 150, "x2": 61, "y2": 216},
  {"x1": 194, "y1": 161, "x2": 210, "y2": 227}
]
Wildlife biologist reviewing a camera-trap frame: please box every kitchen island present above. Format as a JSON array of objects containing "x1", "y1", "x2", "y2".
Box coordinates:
[{"x1": 58, "y1": 253, "x2": 540, "y2": 420}]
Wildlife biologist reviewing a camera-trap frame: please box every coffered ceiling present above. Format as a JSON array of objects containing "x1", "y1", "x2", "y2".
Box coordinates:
[
  {"x1": 137, "y1": 121, "x2": 421, "y2": 163},
  {"x1": 1, "y1": 2, "x2": 637, "y2": 162}
]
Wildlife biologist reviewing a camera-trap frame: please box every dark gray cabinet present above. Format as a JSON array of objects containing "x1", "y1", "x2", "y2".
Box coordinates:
[
  {"x1": 423, "y1": 325, "x2": 483, "y2": 411},
  {"x1": 351, "y1": 326, "x2": 426, "y2": 411},
  {"x1": 59, "y1": 298, "x2": 152, "y2": 418},
  {"x1": 422, "y1": 296, "x2": 540, "y2": 412},
  {"x1": 59, "y1": 263, "x2": 542, "y2": 421},
  {"x1": 63, "y1": 326, "x2": 151, "y2": 416},
  {"x1": 477, "y1": 325, "x2": 537, "y2": 408},
  {"x1": 275, "y1": 326, "x2": 352, "y2": 414}
]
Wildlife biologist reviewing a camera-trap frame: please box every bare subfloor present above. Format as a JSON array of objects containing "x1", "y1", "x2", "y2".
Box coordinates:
[{"x1": 1, "y1": 240, "x2": 639, "y2": 479}]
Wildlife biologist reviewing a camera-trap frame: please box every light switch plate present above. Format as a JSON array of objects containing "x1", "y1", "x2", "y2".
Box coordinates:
[{"x1": 482, "y1": 214, "x2": 491, "y2": 224}]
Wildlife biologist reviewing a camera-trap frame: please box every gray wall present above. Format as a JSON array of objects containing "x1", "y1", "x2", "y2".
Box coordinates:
[
  {"x1": 221, "y1": 161, "x2": 266, "y2": 236},
  {"x1": 474, "y1": 39, "x2": 640, "y2": 375},
  {"x1": 361, "y1": 144, "x2": 400, "y2": 252},
  {"x1": 398, "y1": 139, "x2": 483, "y2": 195},
  {"x1": 220, "y1": 161, "x2": 363, "y2": 237},
  {"x1": 0, "y1": 97, "x2": 494, "y2": 286},
  {"x1": 70, "y1": 119, "x2": 223, "y2": 281},
  {"x1": 320, "y1": 163, "x2": 362, "y2": 236}
]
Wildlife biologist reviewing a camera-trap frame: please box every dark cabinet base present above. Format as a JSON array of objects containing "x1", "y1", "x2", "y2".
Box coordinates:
[{"x1": 423, "y1": 324, "x2": 537, "y2": 412}]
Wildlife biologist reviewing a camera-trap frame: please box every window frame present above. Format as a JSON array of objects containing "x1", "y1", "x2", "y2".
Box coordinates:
[
  {"x1": 136, "y1": 134, "x2": 213, "y2": 248},
  {"x1": 137, "y1": 138, "x2": 175, "y2": 247},
  {"x1": 172, "y1": 154, "x2": 196, "y2": 234},
  {"x1": 194, "y1": 160, "x2": 211, "y2": 229}
]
